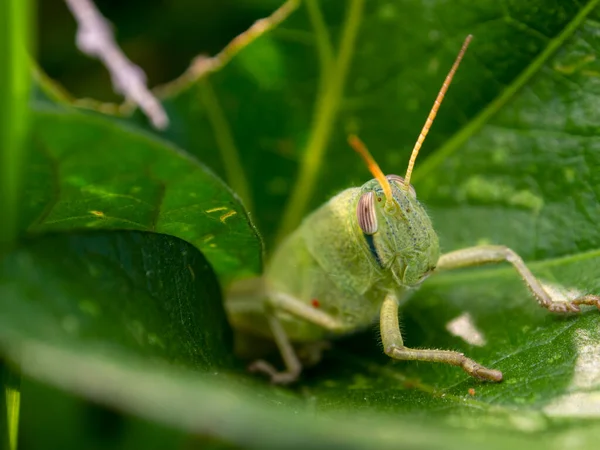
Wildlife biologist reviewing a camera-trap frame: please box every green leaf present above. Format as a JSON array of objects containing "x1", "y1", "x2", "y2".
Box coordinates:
[
  {"x1": 23, "y1": 105, "x2": 263, "y2": 283},
  {"x1": 2, "y1": 236, "x2": 600, "y2": 448},
  {"x1": 0, "y1": 232, "x2": 235, "y2": 369},
  {"x1": 0, "y1": 231, "x2": 502, "y2": 450}
]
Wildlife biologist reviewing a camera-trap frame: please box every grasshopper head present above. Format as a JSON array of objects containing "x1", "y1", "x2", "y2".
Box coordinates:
[
  {"x1": 349, "y1": 35, "x2": 472, "y2": 288},
  {"x1": 357, "y1": 176, "x2": 439, "y2": 287}
]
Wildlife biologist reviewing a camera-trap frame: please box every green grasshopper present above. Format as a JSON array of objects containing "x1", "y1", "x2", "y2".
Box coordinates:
[{"x1": 226, "y1": 35, "x2": 600, "y2": 384}]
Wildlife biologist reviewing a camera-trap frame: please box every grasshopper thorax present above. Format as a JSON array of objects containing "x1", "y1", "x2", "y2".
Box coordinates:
[{"x1": 356, "y1": 175, "x2": 439, "y2": 287}]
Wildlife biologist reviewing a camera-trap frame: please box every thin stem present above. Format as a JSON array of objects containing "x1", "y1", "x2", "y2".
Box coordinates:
[
  {"x1": 2, "y1": 363, "x2": 21, "y2": 450},
  {"x1": 305, "y1": 0, "x2": 334, "y2": 76},
  {"x1": 198, "y1": 79, "x2": 254, "y2": 213},
  {"x1": 0, "y1": 0, "x2": 32, "y2": 251},
  {"x1": 277, "y1": 0, "x2": 365, "y2": 242},
  {"x1": 155, "y1": 0, "x2": 300, "y2": 98},
  {"x1": 64, "y1": 0, "x2": 169, "y2": 129}
]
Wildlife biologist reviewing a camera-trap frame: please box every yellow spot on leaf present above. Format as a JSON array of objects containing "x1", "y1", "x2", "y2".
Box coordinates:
[
  {"x1": 188, "y1": 264, "x2": 196, "y2": 281},
  {"x1": 220, "y1": 210, "x2": 237, "y2": 223},
  {"x1": 90, "y1": 210, "x2": 105, "y2": 217},
  {"x1": 206, "y1": 207, "x2": 228, "y2": 213}
]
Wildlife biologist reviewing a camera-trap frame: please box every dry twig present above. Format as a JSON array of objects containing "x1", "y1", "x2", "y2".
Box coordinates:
[{"x1": 64, "y1": 0, "x2": 169, "y2": 129}]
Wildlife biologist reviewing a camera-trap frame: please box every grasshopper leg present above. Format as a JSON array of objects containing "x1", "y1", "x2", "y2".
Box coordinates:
[
  {"x1": 269, "y1": 291, "x2": 347, "y2": 331},
  {"x1": 380, "y1": 292, "x2": 502, "y2": 381},
  {"x1": 436, "y1": 245, "x2": 600, "y2": 313},
  {"x1": 250, "y1": 292, "x2": 346, "y2": 384},
  {"x1": 248, "y1": 311, "x2": 302, "y2": 385}
]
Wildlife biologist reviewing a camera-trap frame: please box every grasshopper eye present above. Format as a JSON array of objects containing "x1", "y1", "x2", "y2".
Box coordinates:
[
  {"x1": 387, "y1": 174, "x2": 416, "y2": 199},
  {"x1": 357, "y1": 191, "x2": 378, "y2": 234}
]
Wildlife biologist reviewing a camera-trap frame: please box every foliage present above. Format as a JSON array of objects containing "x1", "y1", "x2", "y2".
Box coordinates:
[{"x1": 3, "y1": 0, "x2": 600, "y2": 448}]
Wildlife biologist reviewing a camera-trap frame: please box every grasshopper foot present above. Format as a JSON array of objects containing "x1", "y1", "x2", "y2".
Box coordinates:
[
  {"x1": 248, "y1": 359, "x2": 300, "y2": 385},
  {"x1": 571, "y1": 295, "x2": 600, "y2": 311},
  {"x1": 461, "y1": 358, "x2": 503, "y2": 382},
  {"x1": 545, "y1": 295, "x2": 600, "y2": 313}
]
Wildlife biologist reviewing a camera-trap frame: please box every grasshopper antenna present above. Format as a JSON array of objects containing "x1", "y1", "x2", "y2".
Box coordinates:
[
  {"x1": 403, "y1": 34, "x2": 473, "y2": 189},
  {"x1": 348, "y1": 135, "x2": 394, "y2": 204}
]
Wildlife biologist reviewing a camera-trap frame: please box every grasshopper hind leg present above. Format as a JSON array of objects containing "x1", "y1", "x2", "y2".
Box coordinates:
[
  {"x1": 247, "y1": 313, "x2": 331, "y2": 384},
  {"x1": 248, "y1": 312, "x2": 303, "y2": 384},
  {"x1": 228, "y1": 277, "x2": 343, "y2": 384}
]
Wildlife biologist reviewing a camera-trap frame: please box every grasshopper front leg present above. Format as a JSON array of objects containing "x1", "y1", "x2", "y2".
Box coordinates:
[
  {"x1": 380, "y1": 292, "x2": 502, "y2": 381},
  {"x1": 436, "y1": 245, "x2": 600, "y2": 313}
]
